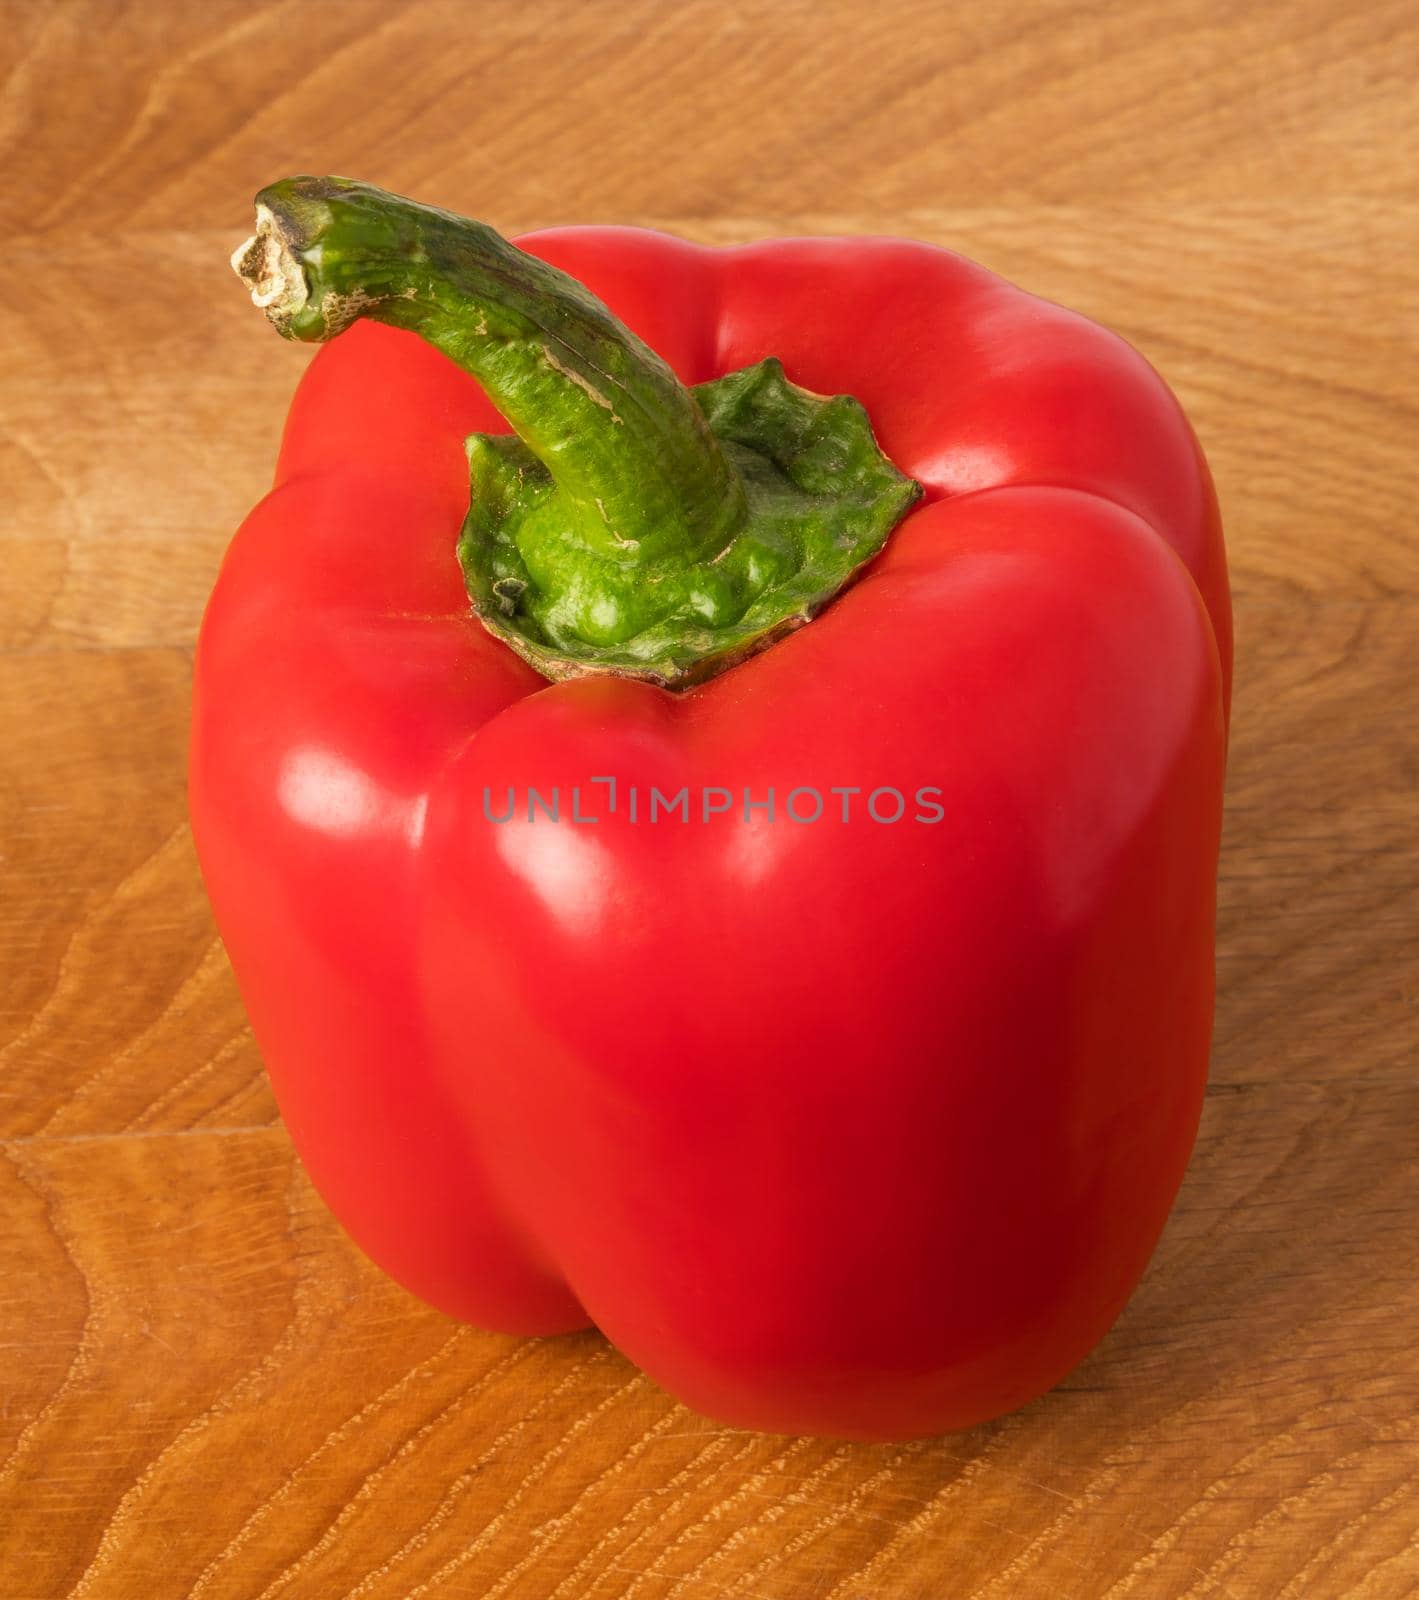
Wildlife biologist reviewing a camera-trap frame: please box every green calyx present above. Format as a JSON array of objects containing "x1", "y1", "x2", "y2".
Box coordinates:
[
  {"x1": 233, "y1": 176, "x2": 921, "y2": 688},
  {"x1": 462, "y1": 357, "x2": 920, "y2": 685}
]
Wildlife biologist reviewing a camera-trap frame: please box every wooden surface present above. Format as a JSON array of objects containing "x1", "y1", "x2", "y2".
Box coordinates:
[{"x1": 3, "y1": 1, "x2": 1417, "y2": 1594}]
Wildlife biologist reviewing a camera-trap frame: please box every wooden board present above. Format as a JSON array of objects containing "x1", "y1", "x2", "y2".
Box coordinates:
[{"x1": 3, "y1": 1, "x2": 1417, "y2": 1594}]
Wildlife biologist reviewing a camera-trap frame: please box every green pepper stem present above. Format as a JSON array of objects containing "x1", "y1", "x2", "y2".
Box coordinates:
[
  {"x1": 233, "y1": 176, "x2": 745, "y2": 564},
  {"x1": 234, "y1": 178, "x2": 921, "y2": 688}
]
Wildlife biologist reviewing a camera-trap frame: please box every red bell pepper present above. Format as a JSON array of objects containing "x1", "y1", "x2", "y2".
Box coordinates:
[{"x1": 193, "y1": 177, "x2": 1229, "y2": 1440}]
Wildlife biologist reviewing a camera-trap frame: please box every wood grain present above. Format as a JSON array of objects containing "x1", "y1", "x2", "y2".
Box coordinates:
[{"x1": 2, "y1": 0, "x2": 1417, "y2": 1594}]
